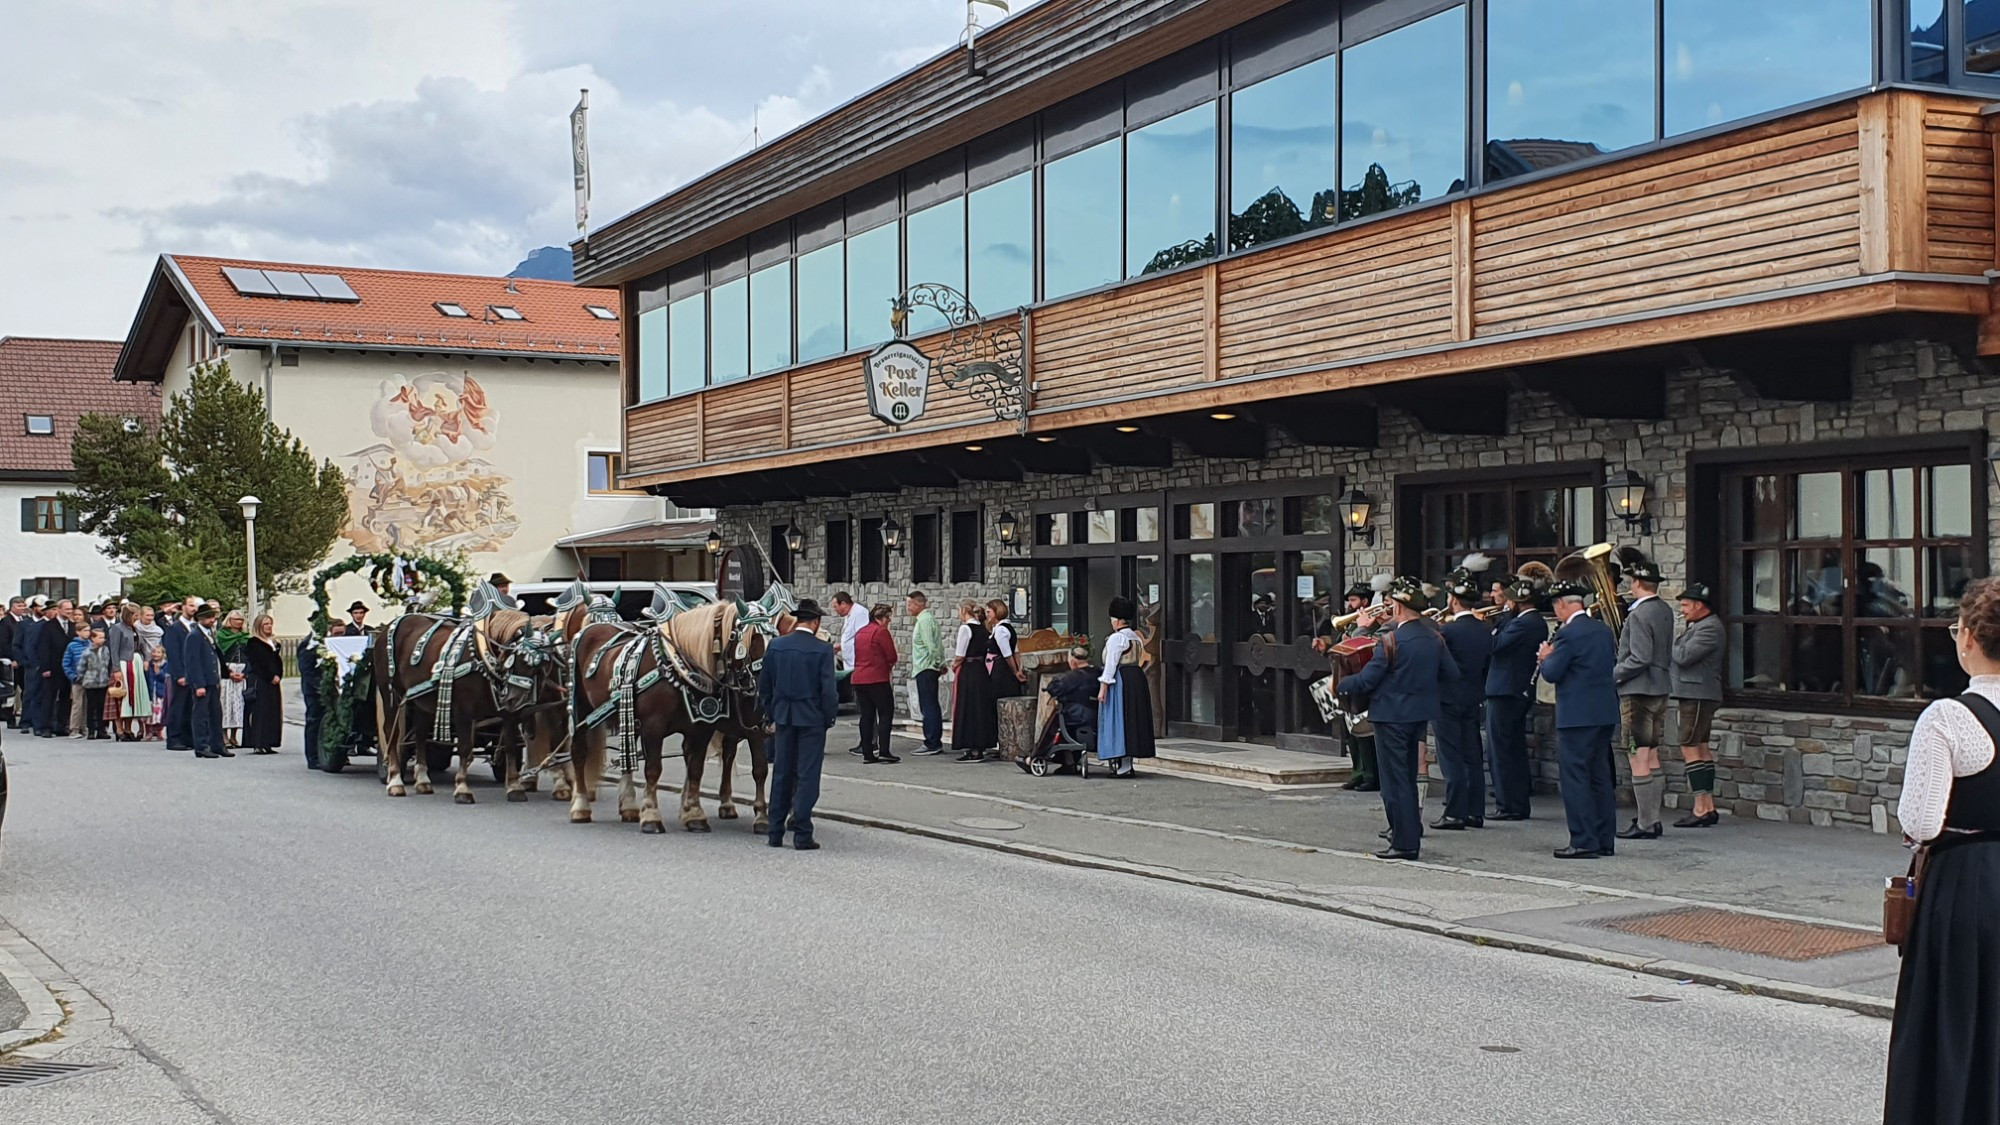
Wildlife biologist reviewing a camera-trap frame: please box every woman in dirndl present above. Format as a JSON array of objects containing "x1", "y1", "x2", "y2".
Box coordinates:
[
  {"x1": 1095, "y1": 597, "x2": 1155, "y2": 779},
  {"x1": 1886, "y1": 575, "x2": 2000, "y2": 1124},
  {"x1": 950, "y1": 599, "x2": 998, "y2": 762}
]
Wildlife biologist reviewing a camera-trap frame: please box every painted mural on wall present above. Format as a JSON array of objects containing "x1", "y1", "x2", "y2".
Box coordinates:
[{"x1": 342, "y1": 370, "x2": 520, "y2": 555}]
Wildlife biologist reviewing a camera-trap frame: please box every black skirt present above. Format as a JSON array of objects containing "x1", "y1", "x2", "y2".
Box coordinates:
[
  {"x1": 952, "y1": 660, "x2": 997, "y2": 751},
  {"x1": 1886, "y1": 837, "x2": 2000, "y2": 1125}
]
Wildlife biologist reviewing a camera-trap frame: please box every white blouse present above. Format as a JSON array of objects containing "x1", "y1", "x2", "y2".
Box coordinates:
[
  {"x1": 1897, "y1": 675, "x2": 2000, "y2": 842},
  {"x1": 954, "y1": 622, "x2": 974, "y2": 659},
  {"x1": 991, "y1": 621, "x2": 1015, "y2": 658},
  {"x1": 1098, "y1": 628, "x2": 1139, "y2": 685}
]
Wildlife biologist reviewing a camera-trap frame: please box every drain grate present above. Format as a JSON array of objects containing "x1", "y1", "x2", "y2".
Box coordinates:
[
  {"x1": 0, "y1": 1061, "x2": 109, "y2": 1090},
  {"x1": 1597, "y1": 907, "x2": 1880, "y2": 962}
]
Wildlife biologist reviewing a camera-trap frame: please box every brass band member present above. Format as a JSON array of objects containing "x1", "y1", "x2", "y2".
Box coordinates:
[
  {"x1": 1339, "y1": 576, "x2": 1459, "y2": 861},
  {"x1": 1537, "y1": 578, "x2": 1620, "y2": 859},
  {"x1": 1670, "y1": 583, "x2": 1724, "y2": 828},
  {"x1": 1434, "y1": 559, "x2": 1493, "y2": 830},
  {"x1": 1316, "y1": 581, "x2": 1382, "y2": 792},
  {"x1": 1615, "y1": 555, "x2": 1674, "y2": 841},
  {"x1": 1485, "y1": 571, "x2": 1549, "y2": 821}
]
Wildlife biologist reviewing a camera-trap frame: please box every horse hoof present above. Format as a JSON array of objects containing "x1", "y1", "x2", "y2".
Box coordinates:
[
  {"x1": 640, "y1": 820, "x2": 664, "y2": 835},
  {"x1": 522, "y1": 779, "x2": 538, "y2": 792},
  {"x1": 570, "y1": 810, "x2": 592, "y2": 824},
  {"x1": 506, "y1": 790, "x2": 528, "y2": 803},
  {"x1": 620, "y1": 810, "x2": 640, "y2": 823},
  {"x1": 715, "y1": 804, "x2": 739, "y2": 820},
  {"x1": 553, "y1": 788, "x2": 572, "y2": 802},
  {"x1": 753, "y1": 820, "x2": 770, "y2": 836},
  {"x1": 386, "y1": 786, "x2": 406, "y2": 798},
  {"x1": 683, "y1": 820, "x2": 712, "y2": 833},
  {"x1": 454, "y1": 792, "x2": 475, "y2": 805},
  {"x1": 415, "y1": 784, "x2": 434, "y2": 796}
]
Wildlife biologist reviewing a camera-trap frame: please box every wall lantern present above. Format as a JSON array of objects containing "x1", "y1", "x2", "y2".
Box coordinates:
[
  {"x1": 1989, "y1": 453, "x2": 2000, "y2": 496},
  {"x1": 881, "y1": 515, "x2": 905, "y2": 553},
  {"x1": 1334, "y1": 489, "x2": 1375, "y2": 547},
  {"x1": 782, "y1": 525, "x2": 806, "y2": 557},
  {"x1": 996, "y1": 510, "x2": 1020, "y2": 547},
  {"x1": 1608, "y1": 469, "x2": 1654, "y2": 535},
  {"x1": 704, "y1": 529, "x2": 724, "y2": 557}
]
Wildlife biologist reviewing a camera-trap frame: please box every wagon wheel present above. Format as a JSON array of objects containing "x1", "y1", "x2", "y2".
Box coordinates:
[{"x1": 426, "y1": 742, "x2": 455, "y2": 775}]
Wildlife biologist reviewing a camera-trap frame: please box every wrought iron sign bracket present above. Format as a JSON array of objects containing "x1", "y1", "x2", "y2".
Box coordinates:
[{"x1": 890, "y1": 283, "x2": 1027, "y2": 431}]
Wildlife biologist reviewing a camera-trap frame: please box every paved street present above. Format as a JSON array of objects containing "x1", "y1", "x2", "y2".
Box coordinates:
[{"x1": 0, "y1": 733, "x2": 1891, "y2": 1123}]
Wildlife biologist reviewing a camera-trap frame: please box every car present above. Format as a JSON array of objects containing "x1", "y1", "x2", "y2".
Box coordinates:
[{"x1": 510, "y1": 580, "x2": 716, "y2": 623}]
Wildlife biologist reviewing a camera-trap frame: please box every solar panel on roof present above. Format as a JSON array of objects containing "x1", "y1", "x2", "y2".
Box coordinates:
[
  {"x1": 222, "y1": 267, "x2": 280, "y2": 296},
  {"x1": 302, "y1": 273, "x2": 360, "y2": 302},
  {"x1": 264, "y1": 271, "x2": 318, "y2": 299}
]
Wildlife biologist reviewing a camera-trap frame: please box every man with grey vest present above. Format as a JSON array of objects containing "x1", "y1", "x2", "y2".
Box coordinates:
[
  {"x1": 1670, "y1": 583, "x2": 1725, "y2": 828},
  {"x1": 1614, "y1": 557, "x2": 1674, "y2": 840}
]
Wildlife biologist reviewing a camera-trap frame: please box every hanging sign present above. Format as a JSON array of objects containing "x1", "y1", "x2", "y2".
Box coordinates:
[
  {"x1": 864, "y1": 340, "x2": 932, "y2": 427},
  {"x1": 715, "y1": 548, "x2": 746, "y2": 602}
]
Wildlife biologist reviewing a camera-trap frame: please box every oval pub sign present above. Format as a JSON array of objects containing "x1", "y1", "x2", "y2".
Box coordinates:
[{"x1": 865, "y1": 340, "x2": 932, "y2": 427}]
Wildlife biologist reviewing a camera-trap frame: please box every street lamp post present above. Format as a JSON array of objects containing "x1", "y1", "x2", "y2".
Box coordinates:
[{"x1": 239, "y1": 495, "x2": 262, "y2": 619}]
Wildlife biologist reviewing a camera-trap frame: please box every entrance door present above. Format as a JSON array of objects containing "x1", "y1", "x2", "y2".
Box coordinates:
[{"x1": 1225, "y1": 552, "x2": 1280, "y2": 741}]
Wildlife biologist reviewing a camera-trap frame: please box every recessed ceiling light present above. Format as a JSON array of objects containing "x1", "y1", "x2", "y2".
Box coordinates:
[
  {"x1": 1035, "y1": 436, "x2": 1056, "y2": 443},
  {"x1": 964, "y1": 444, "x2": 984, "y2": 452},
  {"x1": 1210, "y1": 412, "x2": 1237, "y2": 421},
  {"x1": 1115, "y1": 425, "x2": 1140, "y2": 434}
]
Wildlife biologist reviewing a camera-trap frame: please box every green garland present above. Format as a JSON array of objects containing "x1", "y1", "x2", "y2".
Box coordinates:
[{"x1": 307, "y1": 551, "x2": 475, "y2": 755}]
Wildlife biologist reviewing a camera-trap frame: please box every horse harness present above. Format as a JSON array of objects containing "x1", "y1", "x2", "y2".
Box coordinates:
[
  {"x1": 576, "y1": 607, "x2": 769, "y2": 774},
  {"x1": 401, "y1": 615, "x2": 560, "y2": 741}
]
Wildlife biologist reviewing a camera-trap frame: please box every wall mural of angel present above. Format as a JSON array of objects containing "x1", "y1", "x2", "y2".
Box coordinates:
[{"x1": 342, "y1": 370, "x2": 521, "y2": 556}]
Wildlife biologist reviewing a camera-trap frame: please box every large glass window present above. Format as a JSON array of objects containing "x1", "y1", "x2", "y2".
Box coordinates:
[
  {"x1": 968, "y1": 171, "x2": 1033, "y2": 314},
  {"x1": 796, "y1": 242, "x2": 845, "y2": 362},
  {"x1": 1720, "y1": 454, "x2": 1976, "y2": 707},
  {"x1": 1487, "y1": 0, "x2": 1657, "y2": 181},
  {"x1": 749, "y1": 262, "x2": 792, "y2": 375},
  {"x1": 905, "y1": 197, "x2": 966, "y2": 335},
  {"x1": 1127, "y1": 102, "x2": 1218, "y2": 275},
  {"x1": 637, "y1": 305, "x2": 668, "y2": 402},
  {"x1": 1230, "y1": 55, "x2": 1337, "y2": 252},
  {"x1": 1417, "y1": 477, "x2": 1598, "y2": 594},
  {"x1": 1664, "y1": 0, "x2": 1873, "y2": 136},
  {"x1": 708, "y1": 277, "x2": 748, "y2": 385},
  {"x1": 667, "y1": 293, "x2": 706, "y2": 396},
  {"x1": 1042, "y1": 136, "x2": 1124, "y2": 299},
  {"x1": 1912, "y1": 0, "x2": 1947, "y2": 82},
  {"x1": 846, "y1": 222, "x2": 900, "y2": 350},
  {"x1": 1340, "y1": 6, "x2": 1468, "y2": 220},
  {"x1": 1972, "y1": 0, "x2": 2000, "y2": 76}
]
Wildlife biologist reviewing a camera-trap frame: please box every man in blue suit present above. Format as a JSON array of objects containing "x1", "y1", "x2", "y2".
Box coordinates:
[
  {"x1": 1434, "y1": 569, "x2": 1494, "y2": 830},
  {"x1": 14, "y1": 597, "x2": 43, "y2": 737},
  {"x1": 757, "y1": 599, "x2": 839, "y2": 850},
  {"x1": 183, "y1": 603, "x2": 232, "y2": 758},
  {"x1": 1338, "y1": 576, "x2": 1459, "y2": 861},
  {"x1": 1537, "y1": 581, "x2": 1619, "y2": 859},
  {"x1": 163, "y1": 597, "x2": 196, "y2": 752},
  {"x1": 1485, "y1": 576, "x2": 1548, "y2": 821}
]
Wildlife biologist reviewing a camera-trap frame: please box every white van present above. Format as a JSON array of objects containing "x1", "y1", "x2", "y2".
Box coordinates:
[{"x1": 509, "y1": 580, "x2": 716, "y2": 622}]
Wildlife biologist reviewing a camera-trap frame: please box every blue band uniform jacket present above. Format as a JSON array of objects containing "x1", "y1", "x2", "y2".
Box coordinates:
[
  {"x1": 1538, "y1": 613, "x2": 1620, "y2": 729},
  {"x1": 1337, "y1": 618, "x2": 1460, "y2": 725}
]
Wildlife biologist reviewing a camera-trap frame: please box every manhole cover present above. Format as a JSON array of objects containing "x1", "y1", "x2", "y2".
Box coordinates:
[
  {"x1": 1596, "y1": 907, "x2": 1880, "y2": 962},
  {"x1": 0, "y1": 1060, "x2": 110, "y2": 1090},
  {"x1": 952, "y1": 817, "x2": 1024, "y2": 832}
]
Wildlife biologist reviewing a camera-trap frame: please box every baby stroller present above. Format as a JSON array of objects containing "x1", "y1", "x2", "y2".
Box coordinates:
[{"x1": 1020, "y1": 706, "x2": 1093, "y2": 778}]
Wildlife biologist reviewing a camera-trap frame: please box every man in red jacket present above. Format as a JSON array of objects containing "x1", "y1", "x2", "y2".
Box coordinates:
[{"x1": 851, "y1": 602, "x2": 901, "y2": 765}]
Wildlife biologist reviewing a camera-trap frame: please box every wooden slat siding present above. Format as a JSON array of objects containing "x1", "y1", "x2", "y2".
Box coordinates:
[
  {"x1": 1202, "y1": 264, "x2": 1221, "y2": 380},
  {"x1": 700, "y1": 378, "x2": 786, "y2": 461},
  {"x1": 1924, "y1": 101, "x2": 1995, "y2": 272},
  {"x1": 1472, "y1": 108, "x2": 1864, "y2": 336},
  {"x1": 625, "y1": 399, "x2": 701, "y2": 469},
  {"x1": 1217, "y1": 209, "x2": 1454, "y2": 379},
  {"x1": 786, "y1": 356, "x2": 874, "y2": 447},
  {"x1": 1032, "y1": 272, "x2": 1207, "y2": 408},
  {"x1": 1450, "y1": 199, "x2": 1473, "y2": 342}
]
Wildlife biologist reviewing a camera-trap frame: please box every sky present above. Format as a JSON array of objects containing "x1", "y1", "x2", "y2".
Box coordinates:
[{"x1": 0, "y1": 0, "x2": 1042, "y2": 340}]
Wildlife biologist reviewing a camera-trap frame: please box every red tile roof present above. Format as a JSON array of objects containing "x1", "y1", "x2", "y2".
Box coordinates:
[
  {"x1": 168, "y1": 254, "x2": 621, "y2": 360},
  {"x1": 0, "y1": 337, "x2": 158, "y2": 476}
]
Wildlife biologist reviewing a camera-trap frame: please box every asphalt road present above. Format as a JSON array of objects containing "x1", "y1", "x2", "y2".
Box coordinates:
[{"x1": 0, "y1": 738, "x2": 1890, "y2": 1124}]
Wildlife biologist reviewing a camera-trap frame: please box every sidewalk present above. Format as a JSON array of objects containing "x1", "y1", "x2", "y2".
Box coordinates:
[{"x1": 686, "y1": 718, "x2": 1909, "y2": 1015}]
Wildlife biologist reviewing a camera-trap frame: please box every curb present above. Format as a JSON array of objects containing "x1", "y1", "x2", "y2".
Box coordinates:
[
  {"x1": 0, "y1": 925, "x2": 66, "y2": 1055},
  {"x1": 652, "y1": 775, "x2": 1895, "y2": 1021}
]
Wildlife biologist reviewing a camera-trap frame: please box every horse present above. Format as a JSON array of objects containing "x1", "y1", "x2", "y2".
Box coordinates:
[{"x1": 374, "y1": 610, "x2": 565, "y2": 803}]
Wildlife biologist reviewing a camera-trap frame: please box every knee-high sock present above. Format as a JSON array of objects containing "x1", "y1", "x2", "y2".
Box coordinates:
[
  {"x1": 1633, "y1": 771, "x2": 1665, "y2": 828},
  {"x1": 1686, "y1": 760, "x2": 1716, "y2": 796}
]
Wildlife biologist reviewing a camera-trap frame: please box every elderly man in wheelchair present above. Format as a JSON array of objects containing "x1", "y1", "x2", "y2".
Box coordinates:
[{"x1": 1020, "y1": 646, "x2": 1099, "y2": 778}]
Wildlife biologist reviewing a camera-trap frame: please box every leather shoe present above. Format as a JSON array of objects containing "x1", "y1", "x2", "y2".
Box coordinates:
[
  {"x1": 1490, "y1": 812, "x2": 1529, "y2": 821},
  {"x1": 1340, "y1": 776, "x2": 1362, "y2": 790},
  {"x1": 1673, "y1": 811, "x2": 1719, "y2": 828},
  {"x1": 1615, "y1": 819, "x2": 1663, "y2": 840},
  {"x1": 1373, "y1": 848, "x2": 1419, "y2": 861},
  {"x1": 793, "y1": 839, "x2": 820, "y2": 851},
  {"x1": 214, "y1": 748, "x2": 236, "y2": 758},
  {"x1": 1378, "y1": 828, "x2": 1393, "y2": 840},
  {"x1": 877, "y1": 752, "x2": 900, "y2": 764},
  {"x1": 767, "y1": 836, "x2": 784, "y2": 848},
  {"x1": 1430, "y1": 816, "x2": 1469, "y2": 831},
  {"x1": 1552, "y1": 846, "x2": 1599, "y2": 859},
  {"x1": 861, "y1": 754, "x2": 886, "y2": 765},
  {"x1": 195, "y1": 751, "x2": 219, "y2": 759},
  {"x1": 1354, "y1": 780, "x2": 1380, "y2": 792},
  {"x1": 1598, "y1": 847, "x2": 1616, "y2": 857}
]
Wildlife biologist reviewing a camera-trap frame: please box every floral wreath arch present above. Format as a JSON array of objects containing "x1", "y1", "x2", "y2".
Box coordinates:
[{"x1": 308, "y1": 551, "x2": 476, "y2": 760}]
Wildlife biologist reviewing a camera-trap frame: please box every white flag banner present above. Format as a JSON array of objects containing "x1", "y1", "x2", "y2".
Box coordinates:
[
  {"x1": 571, "y1": 89, "x2": 591, "y2": 232},
  {"x1": 972, "y1": 0, "x2": 1009, "y2": 11}
]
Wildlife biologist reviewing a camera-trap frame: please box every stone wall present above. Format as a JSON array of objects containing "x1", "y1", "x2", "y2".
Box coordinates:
[{"x1": 716, "y1": 336, "x2": 1986, "y2": 834}]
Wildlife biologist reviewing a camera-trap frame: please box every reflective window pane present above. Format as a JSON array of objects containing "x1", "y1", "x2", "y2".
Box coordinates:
[
  {"x1": 796, "y1": 243, "x2": 845, "y2": 362},
  {"x1": 1735, "y1": 474, "x2": 1784, "y2": 542},
  {"x1": 1790, "y1": 624, "x2": 1845, "y2": 693},
  {"x1": 1664, "y1": 0, "x2": 1873, "y2": 137},
  {"x1": 1135, "y1": 506, "x2": 1161, "y2": 542},
  {"x1": 905, "y1": 197, "x2": 966, "y2": 335},
  {"x1": 1231, "y1": 56, "x2": 1338, "y2": 252},
  {"x1": 1733, "y1": 549, "x2": 1780, "y2": 614},
  {"x1": 1040, "y1": 512, "x2": 1071, "y2": 546},
  {"x1": 1911, "y1": 0, "x2": 1946, "y2": 83},
  {"x1": 1858, "y1": 547, "x2": 1917, "y2": 619},
  {"x1": 709, "y1": 277, "x2": 748, "y2": 385},
  {"x1": 668, "y1": 293, "x2": 706, "y2": 396},
  {"x1": 1087, "y1": 509, "x2": 1117, "y2": 544},
  {"x1": 1468, "y1": 490, "x2": 1509, "y2": 550},
  {"x1": 750, "y1": 262, "x2": 792, "y2": 375},
  {"x1": 1923, "y1": 627, "x2": 1971, "y2": 698},
  {"x1": 846, "y1": 223, "x2": 900, "y2": 351},
  {"x1": 1857, "y1": 467, "x2": 1915, "y2": 540},
  {"x1": 1786, "y1": 548, "x2": 1842, "y2": 616},
  {"x1": 1340, "y1": 6, "x2": 1467, "y2": 220},
  {"x1": 1127, "y1": 102, "x2": 1218, "y2": 276},
  {"x1": 1928, "y1": 464, "x2": 1973, "y2": 537},
  {"x1": 1793, "y1": 472, "x2": 1842, "y2": 538},
  {"x1": 637, "y1": 306, "x2": 668, "y2": 402},
  {"x1": 1974, "y1": 0, "x2": 2000, "y2": 75},
  {"x1": 1729, "y1": 622, "x2": 1783, "y2": 690},
  {"x1": 1487, "y1": 0, "x2": 1656, "y2": 181},
  {"x1": 968, "y1": 171, "x2": 1033, "y2": 314},
  {"x1": 1857, "y1": 625, "x2": 1920, "y2": 698},
  {"x1": 1288, "y1": 494, "x2": 1336, "y2": 536},
  {"x1": 1516, "y1": 487, "x2": 1562, "y2": 548},
  {"x1": 1927, "y1": 545, "x2": 1973, "y2": 618},
  {"x1": 1043, "y1": 137, "x2": 1124, "y2": 299},
  {"x1": 1565, "y1": 486, "x2": 1598, "y2": 543}
]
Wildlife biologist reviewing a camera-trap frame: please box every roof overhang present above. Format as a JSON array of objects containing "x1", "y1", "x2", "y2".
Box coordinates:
[
  {"x1": 555, "y1": 518, "x2": 716, "y2": 551},
  {"x1": 114, "y1": 255, "x2": 224, "y2": 383}
]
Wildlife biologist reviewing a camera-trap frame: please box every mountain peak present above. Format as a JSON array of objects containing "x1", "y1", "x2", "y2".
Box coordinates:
[{"x1": 508, "y1": 246, "x2": 574, "y2": 282}]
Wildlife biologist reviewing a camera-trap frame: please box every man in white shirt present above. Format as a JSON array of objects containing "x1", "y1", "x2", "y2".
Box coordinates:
[{"x1": 832, "y1": 591, "x2": 868, "y2": 756}]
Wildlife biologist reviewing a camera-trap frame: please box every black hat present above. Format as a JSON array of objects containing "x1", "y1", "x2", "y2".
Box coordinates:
[
  {"x1": 195, "y1": 603, "x2": 219, "y2": 621},
  {"x1": 1444, "y1": 569, "x2": 1482, "y2": 603},
  {"x1": 1624, "y1": 558, "x2": 1663, "y2": 584},
  {"x1": 1344, "y1": 583, "x2": 1371, "y2": 602},
  {"x1": 1549, "y1": 578, "x2": 1593, "y2": 602},
  {"x1": 348, "y1": 601, "x2": 369, "y2": 613},
  {"x1": 1504, "y1": 577, "x2": 1540, "y2": 604},
  {"x1": 1676, "y1": 582, "x2": 1716, "y2": 609},
  {"x1": 1386, "y1": 576, "x2": 1428, "y2": 610},
  {"x1": 793, "y1": 598, "x2": 825, "y2": 623},
  {"x1": 489, "y1": 572, "x2": 511, "y2": 586},
  {"x1": 1108, "y1": 596, "x2": 1137, "y2": 622}
]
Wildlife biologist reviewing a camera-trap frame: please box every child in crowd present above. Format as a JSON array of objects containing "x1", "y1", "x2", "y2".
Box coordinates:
[
  {"x1": 63, "y1": 628, "x2": 91, "y2": 738},
  {"x1": 80, "y1": 629, "x2": 112, "y2": 740},
  {"x1": 144, "y1": 644, "x2": 170, "y2": 741}
]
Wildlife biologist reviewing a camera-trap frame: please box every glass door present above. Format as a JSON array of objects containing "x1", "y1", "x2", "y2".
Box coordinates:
[
  {"x1": 1170, "y1": 552, "x2": 1221, "y2": 733},
  {"x1": 1226, "y1": 552, "x2": 1280, "y2": 742}
]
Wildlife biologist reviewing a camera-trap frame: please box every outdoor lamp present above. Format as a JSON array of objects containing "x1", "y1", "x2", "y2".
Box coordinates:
[
  {"x1": 1989, "y1": 453, "x2": 2000, "y2": 496},
  {"x1": 881, "y1": 515, "x2": 905, "y2": 553},
  {"x1": 1609, "y1": 469, "x2": 1653, "y2": 534},
  {"x1": 238, "y1": 495, "x2": 261, "y2": 522},
  {"x1": 782, "y1": 524, "x2": 806, "y2": 557},
  {"x1": 704, "y1": 529, "x2": 724, "y2": 557},
  {"x1": 1334, "y1": 489, "x2": 1375, "y2": 547},
  {"x1": 996, "y1": 511, "x2": 1020, "y2": 547},
  {"x1": 238, "y1": 495, "x2": 262, "y2": 620}
]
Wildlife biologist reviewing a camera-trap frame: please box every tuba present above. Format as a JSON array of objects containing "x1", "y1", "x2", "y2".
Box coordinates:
[{"x1": 1554, "y1": 543, "x2": 1626, "y2": 638}]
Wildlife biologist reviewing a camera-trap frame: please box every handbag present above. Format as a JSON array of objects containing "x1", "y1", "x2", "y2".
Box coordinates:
[
  {"x1": 1884, "y1": 848, "x2": 1926, "y2": 949},
  {"x1": 108, "y1": 676, "x2": 128, "y2": 701}
]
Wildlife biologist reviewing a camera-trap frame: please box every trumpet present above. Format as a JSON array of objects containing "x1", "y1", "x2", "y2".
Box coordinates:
[
  {"x1": 1424, "y1": 604, "x2": 1506, "y2": 622},
  {"x1": 1326, "y1": 603, "x2": 1391, "y2": 631}
]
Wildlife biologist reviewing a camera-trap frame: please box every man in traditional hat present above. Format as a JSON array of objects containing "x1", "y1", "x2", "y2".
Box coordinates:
[
  {"x1": 1614, "y1": 556, "x2": 1675, "y2": 840},
  {"x1": 1538, "y1": 580, "x2": 1620, "y2": 858},
  {"x1": 1670, "y1": 582, "x2": 1725, "y2": 828},
  {"x1": 1485, "y1": 575, "x2": 1548, "y2": 821},
  {"x1": 489, "y1": 573, "x2": 519, "y2": 610},
  {"x1": 1336, "y1": 576, "x2": 1459, "y2": 860},
  {"x1": 1315, "y1": 582, "x2": 1382, "y2": 792},
  {"x1": 758, "y1": 598, "x2": 839, "y2": 850},
  {"x1": 15, "y1": 597, "x2": 44, "y2": 736},
  {"x1": 347, "y1": 601, "x2": 371, "y2": 632},
  {"x1": 1434, "y1": 568, "x2": 1494, "y2": 830},
  {"x1": 185, "y1": 603, "x2": 232, "y2": 758}
]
